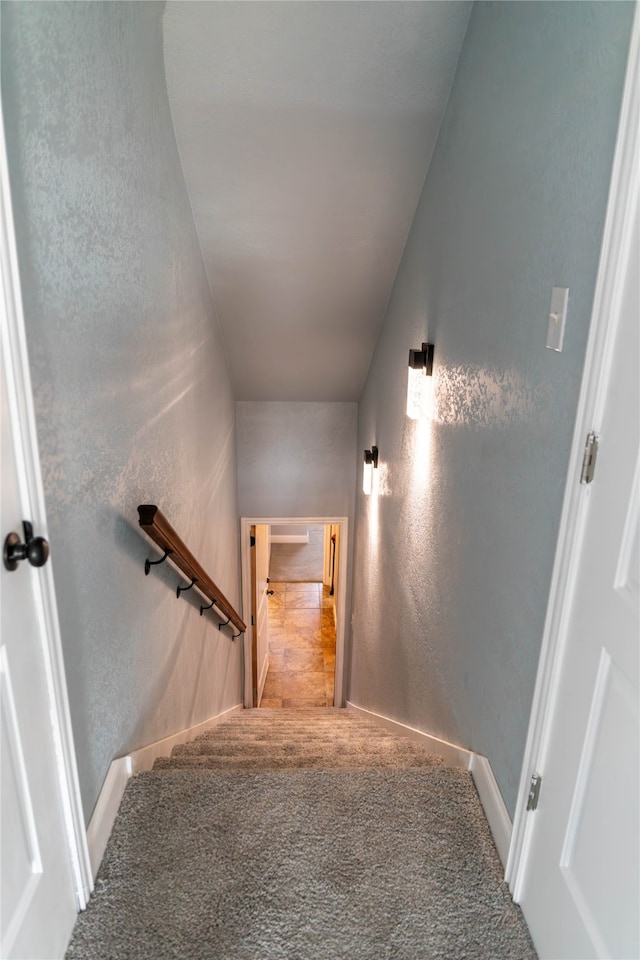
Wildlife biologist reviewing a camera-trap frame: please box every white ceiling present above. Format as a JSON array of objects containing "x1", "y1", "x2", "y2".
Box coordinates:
[{"x1": 163, "y1": 1, "x2": 471, "y2": 401}]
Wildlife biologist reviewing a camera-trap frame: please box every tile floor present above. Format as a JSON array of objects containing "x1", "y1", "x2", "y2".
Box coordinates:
[{"x1": 260, "y1": 581, "x2": 336, "y2": 708}]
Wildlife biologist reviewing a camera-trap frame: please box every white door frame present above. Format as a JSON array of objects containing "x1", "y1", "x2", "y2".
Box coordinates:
[
  {"x1": 506, "y1": 6, "x2": 640, "y2": 897},
  {"x1": 240, "y1": 517, "x2": 349, "y2": 708},
  {"x1": 1, "y1": 100, "x2": 93, "y2": 908}
]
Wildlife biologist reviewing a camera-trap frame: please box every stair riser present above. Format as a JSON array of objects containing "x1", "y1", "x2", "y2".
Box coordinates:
[{"x1": 152, "y1": 709, "x2": 444, "y2": 773}]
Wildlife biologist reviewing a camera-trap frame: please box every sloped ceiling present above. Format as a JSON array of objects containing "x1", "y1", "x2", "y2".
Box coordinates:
[{"x1": 163, "y1": 1, "x2": 471, "y2": 401}]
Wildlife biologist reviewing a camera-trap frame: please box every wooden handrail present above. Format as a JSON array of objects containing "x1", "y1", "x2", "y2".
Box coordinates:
[{"x1": 137, "y1": 505, "x2": 246, "y2": 635}]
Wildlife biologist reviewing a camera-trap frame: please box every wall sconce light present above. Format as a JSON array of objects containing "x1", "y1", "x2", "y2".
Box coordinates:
[
  {"x1": 363, "y1": 445, "x2": 378, "y2": 495},
  {"x1": 407, "y1": 342, "x2": 434, "y2": 420}
]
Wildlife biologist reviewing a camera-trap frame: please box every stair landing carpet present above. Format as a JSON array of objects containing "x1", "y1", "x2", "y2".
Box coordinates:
[{"x1": 66, "y1": 710, "x2": 537, "y2": 959}]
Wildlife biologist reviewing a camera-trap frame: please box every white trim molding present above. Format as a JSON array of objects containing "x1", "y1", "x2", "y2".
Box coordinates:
[
  {"x1": 128, "y1": 703, "x2": 243, "y2": 775},
  {"x1": 0, "y1": 99, "x2": 93, "y2": 907},
  {"x1": 506, "y1": 7, "x2": 640, "y2": 898},
  {"x1": 86, "y1": 704, "x2": 243, "y2": 879},
  {"x1": 346, "y1": 702, "x2": 472, "y2": 769},
  {"x1": 86, "y1": 757, "x2": 131, "y2": 879},
  {"x1": 469, "y1": 754, "x2": 512, "y2": 869},
  {"x1": 347, "y1": 702, "x2": 513, "y2": 866}
]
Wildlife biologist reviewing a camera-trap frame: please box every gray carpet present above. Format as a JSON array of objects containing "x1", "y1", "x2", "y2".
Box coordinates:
[
  {"x1": 152, "y1": 708, "x2": 447, "y2": 772},
  {"x1": 66, "y1": 766, "x2": 536, "y2": 958},
  {"x1": 269, "y1": 524, "x2": 325, "y2": 581}
]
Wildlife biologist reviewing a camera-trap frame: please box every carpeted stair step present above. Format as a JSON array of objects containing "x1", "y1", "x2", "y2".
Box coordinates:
[
  {"x1": 152, "y1": 752, "x2": 443, "y2": 771},
  {"x1": 152, "y1": 707, "x2": 445, "y2": 772},
  {"x1": 170, "y1": 735, "x2": 432, "y2": 757},
  {"x1": 66, "y1": 708, "x2": 538, "y2": 959},
  {"x1": 65, "y1": 766, "x2": 537, "y2": 960}
]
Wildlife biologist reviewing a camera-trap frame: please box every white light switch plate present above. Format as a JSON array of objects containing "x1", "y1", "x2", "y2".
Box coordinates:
[{"x1": 546, "y1": 287, "x2": 569, "y2": 351}]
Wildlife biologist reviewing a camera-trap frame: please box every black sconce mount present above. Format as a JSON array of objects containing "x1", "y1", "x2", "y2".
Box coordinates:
[{"x1": 408, "y1": 342, "x2": 434, "y2": 375}]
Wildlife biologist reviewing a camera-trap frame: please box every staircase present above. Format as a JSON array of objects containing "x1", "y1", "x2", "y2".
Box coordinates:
[
  {"x1": 152, "y1": 707, "x2": 445, "y2": 772},
  {"x1": 66, "y1": 706, "x2": 538, "y2": 960}
]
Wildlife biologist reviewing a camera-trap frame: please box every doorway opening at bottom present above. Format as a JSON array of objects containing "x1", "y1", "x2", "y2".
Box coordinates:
[{"x1": 240, "y1": 517, "x2": 348, "y2": 710}]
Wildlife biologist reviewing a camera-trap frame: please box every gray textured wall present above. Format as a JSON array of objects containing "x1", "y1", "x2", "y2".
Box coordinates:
[
  {"x1": 350, "y1": 1, "x2": 633, "y2": 817},
  {"x1": 236, "y1": 401, "x2": 357, "y2": 701},
  {"x1": 2, "y1": 1, "x2": 242, "y2": 822},
  {"x1": 236, "y1": 402, "x2": 357, "y2": 520}
]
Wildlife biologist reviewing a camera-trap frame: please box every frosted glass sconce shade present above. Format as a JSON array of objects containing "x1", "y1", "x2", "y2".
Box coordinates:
[
  {"x1": 363, "y1": 446, "x2": 378, "y2": 495},
  {"x1": 407, "y1": 342, "x2": 434, "y2": 419}
]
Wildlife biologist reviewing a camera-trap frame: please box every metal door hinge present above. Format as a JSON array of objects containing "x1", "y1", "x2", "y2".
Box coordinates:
[
  {"x1": 527, "y1": 773, "x2": 542, "y2": 811},
  {"x1": 250, "y1": 535, "x2": 256, "y2": 547},
  {"x1": 251, "y1": 615, "x2": 255, "y2": 626},
  {"x1": 580, "y1": 431, "x2": 599, "y2": 484}
]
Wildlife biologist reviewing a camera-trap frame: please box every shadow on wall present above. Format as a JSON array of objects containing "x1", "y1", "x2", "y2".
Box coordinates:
[{"x1": 269, "y1": 524, "x2": 325, "y2": 582}]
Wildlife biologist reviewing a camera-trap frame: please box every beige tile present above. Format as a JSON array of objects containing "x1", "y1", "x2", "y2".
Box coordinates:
[
  {"x1": 248, "y1": 579, "x2": 338, "y2": 712},
  {"x1": 282, "y1": 697, "x2": 327, "y2": 708},
  {"x1": 286, "y1": 609, "x2": 323, "y2": 629},
  {"x1": 285, "y1": 582, "x2": 321, "y2": 596},
  {"x1": 325, "y1": 673, "x2": 335, "y2": 700},
  {"x1": 284, "y1": 628, "x2": 323, "y2": 649},
  {"x1": 284, "y1": 648, "x2": 325, "y2": 672},
  {"x1": 282, "y1": 671, "x2": 326, "y2": 699},
  {"x1": 322, "y1": 633, "x2": 336, "y2": 652},
  {"x1": 269, "y1": 649, "x2": 286, "y2": 671},
  {"x1": 262, "y1": 671, "x2": 284, "y2": 699},
  {"x1": 286, "y1": 594, "x2": 320, "y2": 610},
  {"x1": 323, "y1": 651, "x2": 336, "y2": 671}
]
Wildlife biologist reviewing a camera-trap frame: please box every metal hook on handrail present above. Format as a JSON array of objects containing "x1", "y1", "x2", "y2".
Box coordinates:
[
  {"x1": 199, "y1": 597, "x2": 217, "y2": 616},
  {"x1": 176, "y1": 577, "x2": 197, "y2": 598},
  {"x1": 145, "y1": 549, "x2": 173, "y2": 576},
  {"x1": 218, "y1": 616, "x2": 231, "y2": 630},
  {"x1": 231, "y1": 629, "x2": 242, "y2": 640}
]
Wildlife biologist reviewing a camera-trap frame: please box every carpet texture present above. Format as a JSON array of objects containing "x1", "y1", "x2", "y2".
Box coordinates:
[
  {"x1": 269, "y1": 525, "x2": 325, "y2": 581},
  {"x1": 152, "y1": 708, "x2": 447, "y2": 772},
  {"x1": 66, "y1": 711, "x2": 537, "y2": 959}
]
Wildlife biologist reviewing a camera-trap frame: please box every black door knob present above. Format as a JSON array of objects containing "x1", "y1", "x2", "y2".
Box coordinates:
[
  {"x1": 266, "y1": 589, "x2": 274, "y2": 595},
  {"x1": 3, "y1": 520, "x2": 50, "y2": 571}
]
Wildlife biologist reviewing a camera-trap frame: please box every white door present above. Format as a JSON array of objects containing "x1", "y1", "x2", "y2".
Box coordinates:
[
  {"x1": 251, "y1": 523, "x2": 270, "y2": 706},
  {"x1": 1, "y1": 347, "x2": 79, "y2": 959},
  {"x1": 0, "y1": 106, "x2": 89, "y2": 957},
  {"x1": 517, "y1": 140, "x2": 639, "y2": 957}
]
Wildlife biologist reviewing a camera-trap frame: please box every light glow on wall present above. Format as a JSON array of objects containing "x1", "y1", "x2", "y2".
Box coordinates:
[
  {"x1": 408, "y1": 415, "x2": 434, "y2": 498},
  {"x1": 421, "y1": 374, "x2": 435, "y2": 420}
]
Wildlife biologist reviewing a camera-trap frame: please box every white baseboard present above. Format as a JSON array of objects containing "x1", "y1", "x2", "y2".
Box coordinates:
[
  {"x1": 86, "y1": 703, "x2": 243, "y2": 879},
  {"x1": 128, "y1": 703, "x2": 243, "y2": 775},
  {"x1": 86, "y1": 756, "x2": 131, "y2": 879},
  {"x1": 346, "y1": 702, "x2": 472, "y2": 769},
  {"x1": 469, "y1": 753, "x2": 512, "y2": 869},
  {"x1": 346, "y1": 701, "x2": 512, "y2": 870}
]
